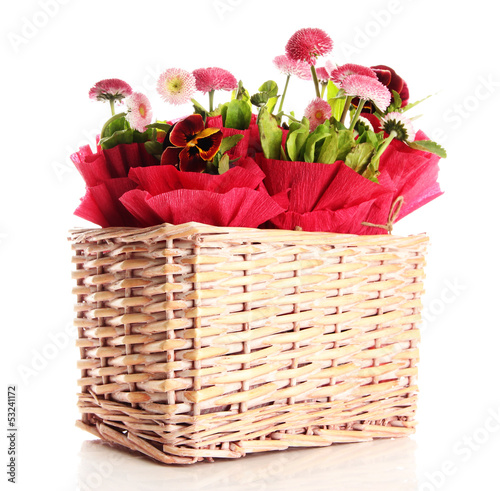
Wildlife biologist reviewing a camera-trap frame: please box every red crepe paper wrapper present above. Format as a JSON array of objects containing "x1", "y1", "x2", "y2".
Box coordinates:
[
  {"x1": 128, "y1": 157, "x2": 264, "y2": 195},
  {"x1": 206, "y1": 115, "x2": 264, "y2": 158},
  {"x1": 71, "y1": 142, "x2": 158, "y2": 187},
  {"x1": 120, "y1": 157, "x2": 285, "y2": 228},
  {"x1": 206, "y1": 115, "x2": 250, "y2": 159},
  {"x1": 138, "y1": 188, "x2": 284, "y2": 228},
  {"x1": 257, "y1": 155, "x2": 393, "y2": 234},
  {"x1": 75, "y1": 177, "x2": 140, "y2": 228},
  {"x1": 378, "y1": 130, "x2": 443, "y2": 221}
]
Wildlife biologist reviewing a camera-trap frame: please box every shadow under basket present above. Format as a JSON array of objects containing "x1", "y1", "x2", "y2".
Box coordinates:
[{"x1": 70, "y1": 222, "x2": 428, "y2": 464}]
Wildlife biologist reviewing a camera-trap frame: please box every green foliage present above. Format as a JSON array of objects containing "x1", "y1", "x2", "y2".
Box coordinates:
[
  {"x1": 407, "y1": 139, "x2": 447, "y2": 158},
  {"x1": 303, "y1": 123, "x2": 331, "y2": 163},
  {"x1": 219, "y1": 134, "x2": 244, "y2": 155},
  {"x1": 257, "y1": 107, "x2": 282, "y2": 160},
  {"x1": 386, "y1": 90, "x2": 402, "y2": 113},
  {"x1": 285, "y1": 118, "x2": 310, "y2": 161},
  {"x1": 191, "y1": 99, "x2": 208, "y2": 120},
  {"x1": 218, "y1": 154, "x2": 230, "y2": 174},
  {"x1": 345, "y1": 142, "x2": 375, "y2": 173},
  {"x1": 146, "y1": 122, "x2": 171, "y2": 133},
  {"x1": 221, "y1": 99, "x2": 252, "y2": 129},
  {"x1": 100, "y1": 112, "x2": 128, "y2": 139},
  {"x1": 98, "y1": 113, "x2": 156, "y2": 150},
  {"x1": 402, "y1": 94, "x2": 432, "y2": 112},
  {"x1": 251, "y1": 80, "x2": 279, "y2": 114}
]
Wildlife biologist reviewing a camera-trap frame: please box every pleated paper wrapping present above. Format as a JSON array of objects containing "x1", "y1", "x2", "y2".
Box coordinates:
[
  {"x1": 257, "y1": 155, "x2": 393, "y2": 234},
  {"x1": 72, "y1": 126, "x2": 442, "y2": 233},
  {"x1": 256, "y1": 131, "x2": 442, "y2": 234},
  {"x1": 71, "y1": 142, "x2": 158, "y2": 186},
  {"x1": 74, "y1": 178, "x2": 140, "y2": 228},
  {"x1": 119, "y1": 157, "x2": 285, "y2": 228},
  {"x1": 72, "y1": 143, "x2": 159, "y2": 227},
  {"x1": 206, "y1": 115, "x2": 264, "y2": 158},
  {"x1": 378, "y1": 131, "x2": 443, "y2": 220}
]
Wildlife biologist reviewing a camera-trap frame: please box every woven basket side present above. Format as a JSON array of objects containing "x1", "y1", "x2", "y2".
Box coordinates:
[{"x1": 72, "y1": 224, "x2": 427, "y2": 463}]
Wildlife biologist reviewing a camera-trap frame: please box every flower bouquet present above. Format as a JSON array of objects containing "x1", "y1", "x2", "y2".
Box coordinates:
[{"x1": 71, "y1": 28, "x2": 444, "y2": 464}]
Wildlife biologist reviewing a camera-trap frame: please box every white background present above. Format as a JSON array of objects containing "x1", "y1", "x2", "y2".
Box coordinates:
[{"x1": 2, "y1": 1, "x2": 499, "y2": 490}]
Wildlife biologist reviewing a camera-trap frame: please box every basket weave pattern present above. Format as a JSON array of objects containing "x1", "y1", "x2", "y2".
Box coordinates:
[{"x1": 71, "y1": 223, "x2": 428, "y2": 464}]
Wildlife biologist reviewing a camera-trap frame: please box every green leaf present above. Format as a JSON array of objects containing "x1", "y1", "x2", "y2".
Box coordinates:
[
  {"x1": 303, "y1": 123, "x2": 331, "y2": 163},
  {"x1": 345, "y1": 142, "x2": 375, "y2": 173},
  {"x1": 146, "y1": 122, "x2": 171, "y2": 133},
  {"x1": 144, "y1": 140, "x2": 163, "y2": 157},
  {"x1": 101, "y1": 113, "x2": 128, "y2": 139},
  {"x1": 218, "y1": 154, "x2": 230, "y2": 174},
  {"x1": 285, "y1": 118, "x2": 309, "y2": 161},
  {"x1": 257, "y1": 107, "x2": 283, "y2": 160},
  {"x1": 232, "y1": 81, "x2": 251, "y2": 101},
  {"x1": 387, "y1": 90, "x2": 402, "y2": 113},
  {"x1": 407, "y1": 139, "x2": 447, "y2": 158},
  {"x1": 251, "y1": 80, "x2": 279, "y2": 111},
  {"x1": 258, "y1": 80, "x2": 279, "y2": 98},
  {"x1": 317, "y1": 130, "x2": 338, "y2": 164},
  {"x1": 326, "y1": 80, "x2": 339, "y2": 101},
  {"x1": 99, "y1": 129, "x2": 134, "y2": 149},
  {"x1": 336, "y1": 130, "x2": 356, "y2": 161},
  {"x1": 362, "y1": 162, "x2": 380, "y2": 183},
  {"x1": 328, "y1": 97, "x2": 345, "y2": 123},
  {"x1": 250, "y1": 92, "x2": 268, "y2": 107},
  {"x1": 266, "y1": 96, "x2": 278, "y2": 115},
  {"x1": 402, "y1": 94, "x2": 432, "y2": 112},
  {"x1": 191, "y1": 98, "x2": 208, "y2": 120},
  {"x1": 219, "y1": 134, "x2": 244, "y2": 155},
  {"x1": 99, "y1": 126, "x2": 154, "y2": 150},
  {"x1": 222, "y1": 99, "x2": 252, "y2": 130}
]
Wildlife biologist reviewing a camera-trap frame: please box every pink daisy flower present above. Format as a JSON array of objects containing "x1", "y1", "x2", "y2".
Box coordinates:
[
  {"x1": 285, "y1": 28, "x2": 333, "y2": 66},
  {"x1": 88, "y1": 78, "x2": 133, "y2": 102},
  {"x1": 304, "y1": 97, "x2": 332, "y2": 131},
  {"x1": 381, "y1": 112, "x2": 416, "y2": 142},
  {"x1": 157, "y1": 68, "x2": 197, "y2": 105},
  {"x1": 325, "y1": 59, "x2": 336, "y2": 77},
  {"x1": 341, "y1": 74, "x2": 392, "y2": 112},
  {"x1": 125, "y1": 92, "x2": 153, "y2": 133},
  {"x1": 315, "y1": 67, "x2": 330, "y2": 84},
  {"x1": 192, "y1": 67, "x2": 238, "y2": 94},
  {"x1": 330, "y1": 64, "x2": 377, "y2": 86},
  {"x1": 273, "y1": 54, "x2": 312, "y2": 80}
]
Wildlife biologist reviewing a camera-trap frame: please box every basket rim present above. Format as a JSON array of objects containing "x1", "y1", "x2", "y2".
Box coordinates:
[{"x1": 69, "y1": 221, "x2": 428, "y2": 250}]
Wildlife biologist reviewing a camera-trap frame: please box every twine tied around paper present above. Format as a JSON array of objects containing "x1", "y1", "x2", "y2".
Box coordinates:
[{"x1": 362, "y1": 196, "x2": 405, "y2": 234}]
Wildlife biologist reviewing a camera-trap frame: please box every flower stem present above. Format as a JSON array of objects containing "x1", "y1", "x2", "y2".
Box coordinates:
[
  {"x1": 209, "y1": 90, "x2": 215, "y2": 113},
  {"x1": 372, "y1": 130, "x2": 397, "y2": 162},
  {"x1": 340, "y1": 96, "x2": 353, "y2": 125},
  {"x1": 109, "y1": 99, "x2": 116, "y2": 116},
  {"x1": 320, "y1": 83, "x2": 327, "y2": 99},
  {"x1": 348, "y1": 99, "x2": 366, "y2": 131},
  {"x1": 283, "y1": 113, "x2": 300, "y2": 123},
  {"x1": 310, "y1": 65, "x2": 321, "y2": 98},
  {"x1": 278, "y1": 75, "x2": 290, "y2": 114}
]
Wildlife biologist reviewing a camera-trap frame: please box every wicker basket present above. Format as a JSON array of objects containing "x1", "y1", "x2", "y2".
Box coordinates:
[{"x1": 70, "y1": 222, "x2": 428, "y2": 464}]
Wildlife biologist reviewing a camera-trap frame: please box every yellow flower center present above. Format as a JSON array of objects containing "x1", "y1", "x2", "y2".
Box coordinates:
[
  {"x1": 315, "y1": 110, "x2": 323, "y2": 119},
  {"x1": 139, "y1": 104, "x2": 146, "y2": 117},
  {"x1": 167, "y1": 78, "x2": 182, "y2": 94}
]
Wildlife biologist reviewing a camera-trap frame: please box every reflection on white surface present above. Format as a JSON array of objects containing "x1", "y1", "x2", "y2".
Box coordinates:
[{"x1": 78, "y1": 437, "x2": 416, "y2": 491}]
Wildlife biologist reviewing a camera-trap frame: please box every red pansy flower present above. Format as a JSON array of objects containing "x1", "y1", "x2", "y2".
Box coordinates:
[
  {"x1": 371, "y1": 65, "x2": 410, "y2": 107},
  {"x1": 160, "y1": 114, "x2": 223, "y2": 172}
]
